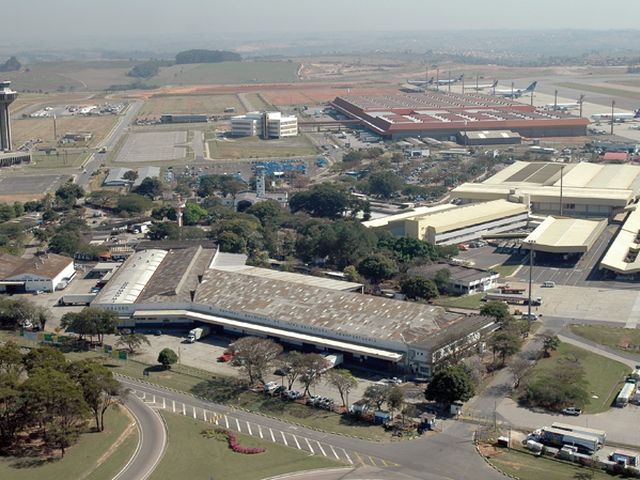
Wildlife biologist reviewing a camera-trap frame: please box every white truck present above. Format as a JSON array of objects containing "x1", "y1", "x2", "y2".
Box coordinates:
[
  {"x1": 616, "y1": 381, "x2": 637, "y2": 407},
  {"x1": 186, "y1": 326, "x2": 210, "y2": 343},
  {"x1": 537, "y1": 427, "x2": 601, "y2": 454},
  {"x1": 321, "y1": 353, "x2": 344, "y2": 372}
]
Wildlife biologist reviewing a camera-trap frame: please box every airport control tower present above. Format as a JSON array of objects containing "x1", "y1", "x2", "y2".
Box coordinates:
[{"x1": 0, "y1": 81, "x2": 17, "y2": 151}]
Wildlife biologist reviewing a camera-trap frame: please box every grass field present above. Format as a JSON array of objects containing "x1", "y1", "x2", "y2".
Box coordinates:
[
  {"x1": 2, "y1": 61, "x2": 136, "y2": 92},
  {"x1": 492, "y1": 263, "x2": 522, "y2": 278},
  {"x1": 151, "y1": 61, "x2": 300, "y2": 86},
  {"x1": 207, "y1": 135, "x2": 318, "y2": 159},
  {"x1": 27, "y1": 151, "x2": 89, "y2": 170},
  {"x1": 486, "y1": 446, "x2": 613, "y2": 480},
  {"x1": 139, "y1": 94, "x2": 246, "y2": 118},
  {"x1": 570, "y1": 324, "x2": 640, "y2": 355},
  {"x1": 243, "y1": 92, "x2": 274, "y2": 110},
  {"x1": 523, "y1": 342, "x2": 629, "y2": 414},
  {"x1": 0, "y1": 407, "x2": 137, "y2": 480},
  {"x1": 557, "y1": 82, "x2": 640, "y2": 100},
  {"x1": 433, "y1": 294, "x2": 483, "y2": 310},
  {"x1": 150, "y1": 412, "x2": 340, "y2": 480},
  {"x1": 12, "y1": 115, "x2": 118, "y2": 148}
]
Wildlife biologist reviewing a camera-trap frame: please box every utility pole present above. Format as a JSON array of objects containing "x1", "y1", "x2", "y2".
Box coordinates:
[
  {"x1": 511, "y1": 82, "x2": 515, "y2": 98},
  {"x1": 554, "y1": 90, "x2": 558, "y2": 110},
  {"x1": 448, "y1": 70, "x2": 452, "y2": 92},
  {"x1": 578, "y1": 94, "x2": 585, "y2": 118},
  {"x1": 476, "y1": 74, "x2": 479, "y2": 92},
  {"x1": 611, "y1": 100, "x2": 616, "y2": 135},
  {"x1": 527, "y1": 241, "x2": 535, "y2": 319},
  {"x1": 436, "y1": 69, "x2": 440, "y2": 91}
]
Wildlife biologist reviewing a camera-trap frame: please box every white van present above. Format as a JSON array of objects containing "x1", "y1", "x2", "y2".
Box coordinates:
[{"x1": 542, "y1": 281, "x2": 556, "y2": 288}]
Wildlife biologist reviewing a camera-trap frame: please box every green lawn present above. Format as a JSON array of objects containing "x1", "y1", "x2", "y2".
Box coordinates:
[
  {"x1": 149, "y1": 412, "x2": 341, "y2": 480},
  {"x1": 0, "y1": 407, "x2": 137, "y2": 480},
  {"x1": 570, "y1": 324, "x2": 640, "y2": 356},
  {"x1": 152, "y1": 61, "x2": 300, "y2": 86},
  {"x1": 523, "y1": 342, "x2": 630, "y2": 414},
  {"x1": 207, "y1": 135, "x2": 318, "y2": 159},
  {"x1": 491, "y1": 263, "x2": 522, "y2": 278},
  {"x1": 28, "y1": 151, "x2": 89, "y2": 169},
  {"x1": 487, "y1": 447, "x2": 614, "y2": 480},
  {"x1": 433, "y1": 294, "x2": 484, "y2": 310}
]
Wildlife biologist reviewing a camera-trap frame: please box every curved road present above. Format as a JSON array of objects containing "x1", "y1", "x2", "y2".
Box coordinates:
[
  {"x1": 118, "y1": 376, "x2": 504, "y2": 480},
  {"x1": 113, "y1": 392, "x2": 167, "y2": 480}
]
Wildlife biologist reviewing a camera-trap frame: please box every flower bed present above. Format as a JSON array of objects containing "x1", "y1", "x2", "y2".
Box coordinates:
[{"x1": 202, "y1": 427, "x2": 266, "y2": 454}]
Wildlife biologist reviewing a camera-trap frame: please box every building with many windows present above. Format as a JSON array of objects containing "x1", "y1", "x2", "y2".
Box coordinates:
[{"x1": 230, "y1": 111, "x2": 298, "y2": 139}]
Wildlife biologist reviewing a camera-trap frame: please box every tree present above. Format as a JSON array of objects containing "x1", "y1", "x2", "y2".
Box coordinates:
[
  {"x1": 116, "y1": 333, "x2": 151, "y2": 354},
  {"x1": 0, "y1": 341, "x2": 24, "y2": 386},
  {"x1": 148, "y1": 222, "x2": 180, "y2": 240},
  {"x1": 276, "y1": 351, "x2": 305, "y2": 390},
  {"x1": 34, "y1": 306, "x2": 50, "y2": 331},
  {"x1": 363, "y1": 384, "x2": 390, "y2": 410},
  {"x1": 378, "y1": 236, "x2": 439, "y2": 263},
  {"x1": 357, "y1": 253, "x2": 398, "y2": 284},
  {"x1": 508, "y1": 354, "x2": 534, "y2": 388},
  {"x1": 21, "y1": 368, "x2": 89, "y2": 457},
  {"x1": 401, "y1": 277, "x2": 439, "y2": 301},
  {"x1": 246, "y1": 200, "x2": 285, "y2": 226},
  {"x1": 542, "y1": 335, "x2": 560, "y2": 357},
  {"x1": 325, "y1": 369, "x2": 358, "y2": 407},
  {"x1": 433, "y1": 268, "x2": 451, "y2": 294},
  {"x1": 216, "y1": 231, "x2": 247, "y2": 253},
  {"x1": 134, "y1": 177, "x2": 162, "y2": 199},
  {"x1": 367, "y1": 170, "x2": 404, "y2": 198},
  {"x1": 298, "y1": 354, "x2": 331, "y2": 397},
  {"x1": 490, "y1": 330, "x2": 522, "y2": 366},
  {"x1": 343, "y1": 265, "x2": 363, "y2": 283},
  {"x1": 23, "y1": 346, "x2": 66, "y2": 373},
  {"x1": 480, "y1": 301, "x2": 511, "y2": 323},
  {"x1": 116, "y1": 194, "x2": 152, "y2": 214},
  {"x1": 183, "y1": 203, "x2": 208, "y2": 225},
  {"x1": 122, "y1": 170, "x2": 138, "y2": 182},
  {"x1": 49, "y1": 231, "x2": 82, "y2": 256},
  {"x1": 386, "y1": 385, "x2": 404, "y2": 418},
  {"x1": 157, "y1": 348, "x2": 178, "y2": 370},
  {"x1": 55, "y1": 182, "x2": 84, "y2": 209},
  {"x1": 289, "y1": 184, "x2": 353, "y2": 219},
  {"x1": 230, "y1": 337, "x2": 283, "y2": 385},
  {"x1": 61, "y1": 308, "x2": 119, "y2": 345},
  {"x1": 69, "y1": 361, "x2": 122, "y2": 431},
  {"x1": 425, "y1": 365, "x2": 475, "y2": 406}
]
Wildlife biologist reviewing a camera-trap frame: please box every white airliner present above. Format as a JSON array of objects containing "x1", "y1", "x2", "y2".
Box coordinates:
[
  {"x1": 545, "y1": 102, "x2": 579, "y2": 111},
  {"x1": 468, "y1": 80, "x2": 498, "y2": 91},
  {"x1": 591, "y1": 110, "x2": 640, "y2": 122},
  {"x1": 492, "y1": 81, "x2": 537, "y2": 98}
]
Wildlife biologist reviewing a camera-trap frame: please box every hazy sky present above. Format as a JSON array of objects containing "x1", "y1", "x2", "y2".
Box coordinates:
[{"x1": 5, "y1": 0, "x2": 640, "y2": 44}]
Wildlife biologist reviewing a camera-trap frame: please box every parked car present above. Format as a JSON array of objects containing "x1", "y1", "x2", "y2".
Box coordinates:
[
  {"x1": 561, "y1": 407, "x2": 582, "y2": 416},
  {"x1": 542, "y1": 281, "x2": 556, "y2": 288},
  {"x1": 521, "y1": 313, "x2": 538, "y2": 321},
  {"x1": 263, "y1": 382, "x2": 279, "y2": 394},
  {"x1": 272, "y1": 385, "x2": 287, "y2": 397},
  {"x1": 286, "y1": 390, "x2": 302, "y2": 400}
]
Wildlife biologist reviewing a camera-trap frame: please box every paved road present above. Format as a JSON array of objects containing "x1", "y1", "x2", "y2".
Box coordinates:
[
  {"x1": 117, "y1": 376, "x2": 505, "y2": 480},
  {"x1": 76, "y1": 100, "x2": 143, "y2": 188},
  {"x1": 114, "y1": 392, "x2": 167, "y2": 480}
]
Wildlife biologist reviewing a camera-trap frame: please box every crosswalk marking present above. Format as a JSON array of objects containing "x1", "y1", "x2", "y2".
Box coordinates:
[
  {"x1": 182, "y1": 403, "x2": 186, "y2": 416},
  {"x1": 292, "y1": 435, "x2": 301, "y2": 450},
  {"x1": 224, "y1": 415, "x2": 229, "y2": 429},
  {"x1": 203, "y1": 410, "x2": 207, "y2": 422},
  {"x1": 368, "y1": 456, "x2": 377, "y2": 467},
  {"x1": 304, "y1": 437, "x2": 314, "y2": 454},
  {"x1": 315, "y1": 441, "x2": 326, "y2": 457},
  {"x1": 270, "y1": 428, "x2": 275, "y2": 442},
  {"x1": 281, "y1": 431, "x2": 288, "y2": 446},
  {"x1": 258, "y1": 425, "x2": 263, "y2": 439},
  {"x1": 162, "y1": 397, "x2": 165, "y2": 409},
  {"x1": 235, "y1": 418, "x2": 241, "y2": 432},
  {"x1": 342, "y1": 448, "x2": 353, "y2": 465},
  {"x1": 354, "y1": 452, "x2": 365, "y2": 466},
  {"x1": 246, "y1": 422, "x2": 252, "y2": 435},
  {"x1": 193, "y1": 407, "x2": 196, "y2": 419},
  {"x1": 172, "y1": 400, "x2": 175, "y2": 413}
]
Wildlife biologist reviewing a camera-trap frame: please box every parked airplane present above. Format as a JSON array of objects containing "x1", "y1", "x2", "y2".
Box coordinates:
[
  {"x1": 468, "y1": 80, "x2": 498, "y2": 91},
  {"x1": 629, "y1": 125, "x2": 640, "y2": 130},
  {"x1": 492, "y1": 81, "x2": 538, "y2": 98},
  {"x1": 407, "y1": 77, "x2": 434, "y2": 87},
  {"x1": 545, "y1": 102, "x2": 580, "y2": 111},
  {"x1": 435, "y1": 74, "x2": 464, "y2": 85},
  {"x1": 591, "y1": 110, "x2": 640, "y2": 122}
]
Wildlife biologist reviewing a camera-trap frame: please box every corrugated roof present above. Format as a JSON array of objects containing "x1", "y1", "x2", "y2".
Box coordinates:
[
  {"x1": 524, "y1": 216, "x2": 607, "y2": 253},
  {"x1": 600, "y1": 208, "x2": 640, "y2": 273},
  {"x1": 406, "y1": 200, "x2": 528, "y2": 234},
  {"x1": 1, "y1": 253, "x2": 73, "y2": 280}
]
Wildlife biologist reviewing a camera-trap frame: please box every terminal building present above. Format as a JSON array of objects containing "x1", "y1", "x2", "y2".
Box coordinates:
[
  {"x1": 453, "y1": 161, "x2": 640, "y2": 218},
  {"x1": 231, "y1": 111, "x2": 298, "y2": 139},
  {"x1": 331, "y1": 91, "x2": 588, "y2": 140},
  {"x1": 600, "y1": 208, "x2": 640, "y2": 276},
  {"x1": 365, "y1": 200, "x2": 529, "y2": 245},
  {"x1": 91, "y1": 245, "x2": 495, "y2": 377},
  {"x1": 523, "y1": 216, "x2": 608, "y2": 256}
]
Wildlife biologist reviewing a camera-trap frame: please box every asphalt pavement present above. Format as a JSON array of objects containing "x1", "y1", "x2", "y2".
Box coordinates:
[
  {"x1": 117, "y1": 376, "x2": 505, "y2": 480},
  {"x1": 114, "y1": 392, "x2": 167, "y2": 480}
]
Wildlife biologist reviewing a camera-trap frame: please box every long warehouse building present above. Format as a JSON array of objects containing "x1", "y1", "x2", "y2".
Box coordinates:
[
  {"x1": 92, "y1": 245, "x2": 495, "y2": 378},
  {"x1": 331, "y1": 91, "x2": 589, "y2": 140}
]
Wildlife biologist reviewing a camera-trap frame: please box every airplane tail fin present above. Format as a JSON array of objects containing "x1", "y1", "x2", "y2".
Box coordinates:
[
  {"x1": 635, "y1": 109, "x2": 640, "y2": 118},
  {"x1": 492, "y1": 80, "x2": 498, "y2": 88},
  {"x1": 526, "y1": 81, "x2": 538, "y2": 92}
]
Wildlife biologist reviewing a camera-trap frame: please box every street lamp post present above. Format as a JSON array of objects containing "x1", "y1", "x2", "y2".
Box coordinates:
[
  {"x1": 527, "y1": 241, "x2": 535, "y2": 319},
  {"x1": 559, "y1": 164, "x2": 565, "y2": 216}
]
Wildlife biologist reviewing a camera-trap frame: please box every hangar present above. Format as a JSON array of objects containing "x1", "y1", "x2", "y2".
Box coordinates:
[
  {"x1": 453, "y1": 161, "x2": 640, "y2": 217},
  {"x1": 91, "y1": 245, "x2": 495, "y2": 378},
  {"x1": 600, "y1": 208, "x2": 640, "y2": 275},
  {"x1": 0, "y1": 253, "x2": 75, "y2": 293},
  {"x1": 331, "y1": 91, "x2": 588, "y2": 140}
]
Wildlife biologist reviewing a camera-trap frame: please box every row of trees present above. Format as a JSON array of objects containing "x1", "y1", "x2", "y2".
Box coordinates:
[
  {"x1": 0, "y1": 344, "x2": 122, "y2": 457},
  {"x1": 60, "y1": 308, "x2": 120, "y2": 345},
  {"x1": 0, "y1": 297, "x2": 49, "y2": 330}
]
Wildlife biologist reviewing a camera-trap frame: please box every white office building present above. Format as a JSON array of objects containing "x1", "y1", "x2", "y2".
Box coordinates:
[{"x1": 231, "y1": 111, "x2": 298, "y2": 139}]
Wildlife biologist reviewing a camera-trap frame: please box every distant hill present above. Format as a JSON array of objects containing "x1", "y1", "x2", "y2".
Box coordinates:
[
  {"x1": 126, "y1": 60, "x2": 171, "y2": 79},
  {"x1": 175, "y1": 49, "x2": 241, "y2": 65},
  {"x1": 0, "y1": 56, "x2": 21, "y2": 72}
]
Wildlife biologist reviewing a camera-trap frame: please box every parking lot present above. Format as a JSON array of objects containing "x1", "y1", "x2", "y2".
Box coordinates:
[
  {"x1": 115, "y1": 131, "x2": 187, "y2": 163},
  {"x1": 132, "y1": 332, "x2": 416, "y2": 405},
  {"x1": 0, "y1": 173, "x2": 69, "y2": 202}
]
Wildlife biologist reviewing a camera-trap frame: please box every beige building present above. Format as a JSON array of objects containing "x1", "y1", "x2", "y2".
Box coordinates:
[
  {"x1": 230, "y1": 111, "x2": 298, "y2": 139},
  {"x1": 522, "y1": 216, "x2": 608, "y2": 254},
  {"x1": 600, "y1": 208, "x2": 640, "y2": 275},
  {"x1": 453, "y1": 161, "x2": 640, "y2": 217}
]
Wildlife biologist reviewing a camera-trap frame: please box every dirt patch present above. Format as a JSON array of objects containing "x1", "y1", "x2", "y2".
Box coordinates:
[{"x1": 478, "y1": 443, "x2": 499, "y2": 458}]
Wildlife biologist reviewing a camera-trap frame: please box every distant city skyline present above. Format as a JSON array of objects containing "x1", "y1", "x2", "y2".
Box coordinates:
[{"x1": 4, "y1": 0, "x2": 640, "y2": 47}]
